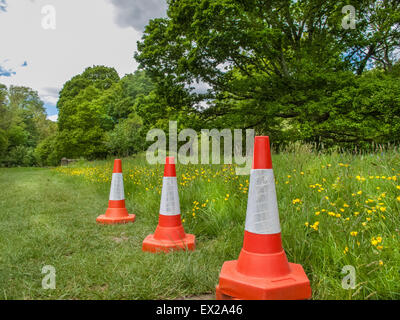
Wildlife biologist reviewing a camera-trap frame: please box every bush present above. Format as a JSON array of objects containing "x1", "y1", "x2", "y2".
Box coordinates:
[
  {"x1": 3, "y1": 146, "x2": 36, "y2": 167},
  {"x1": 105, "y1": 115, "x2": 145, "y2": 157},
  {"x1": 0, "y1": 129, "x2": 8, "y2": 156},
  {"x1": 34, "y1": 135, "x2": 60, "y2": 167}
]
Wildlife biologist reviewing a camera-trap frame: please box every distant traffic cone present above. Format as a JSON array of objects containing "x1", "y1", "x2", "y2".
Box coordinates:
[
  {"x1": 216, "y1": 136, "x2": 311, "y2": 300},
  {"x1": 142, "y1": 157, "x2": 195, "y2": 253},
  {"x1": 96, "y1": 159, "x2": 136, "y2": 224}
]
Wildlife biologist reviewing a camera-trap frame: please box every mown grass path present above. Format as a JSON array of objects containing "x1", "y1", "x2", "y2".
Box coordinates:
[{"x1": 0, "y1": 168, "x2": 226, "y2": 300}]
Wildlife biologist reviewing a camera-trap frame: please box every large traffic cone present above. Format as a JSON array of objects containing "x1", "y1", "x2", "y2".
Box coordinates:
[
  {"x1": 96, "y1": 159, "x2": 136, "y2": 224},
  {"x1": 142, "y1": 157, "x2": 195, "y2": 253},
  {"x1": 216, "y1": 136, "x2": 311, "y2": 300}
]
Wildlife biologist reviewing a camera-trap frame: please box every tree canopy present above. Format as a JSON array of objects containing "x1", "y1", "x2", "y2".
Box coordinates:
[
  {"x1": 0, "y1": 85, "x2": 56, "y2": 166},
  {"x1": 3, "y1": 1, "x2": 400, "y2": 166},
  {"x1": 135, "y1": 0, "x2": 400, "y2": 146}
]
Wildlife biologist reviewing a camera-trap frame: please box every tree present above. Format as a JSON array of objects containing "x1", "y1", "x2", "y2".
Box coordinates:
[
  {"x1": 135, "y1": 0, "x2": 400, "y2": 147},
  {"x1": 105, "y1": 114, "x2": 145, "y2": 157},
  {"x1": 0, "y1": 85, "x2": 55, "y2": 166},
  {"x1": 0, "y1": 84, "x2": 8, "y2": 155},
  {"x1": 107, "y1": 70, "x2": 155, "y2": 121},
  {"x1": 56, "y1": 66, "x2": 120, "y2": 159}
]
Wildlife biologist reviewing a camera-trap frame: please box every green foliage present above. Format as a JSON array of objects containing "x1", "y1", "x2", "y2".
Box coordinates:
[
  {"x1": 3, "y1": 1, "x2": 400, "y2": 165},
  {"x1": 105, "y1": 115, "x2": 145, "y2": 157},
  {"x1": 55, "y1": 67, "x2": 155, "y2": 162},
  {"x1": 0, "y1": 67, "x2": 155, "y2": 167},
  {"x1": 56, "y1": 66, "x2": 120, "y2": 159},
  {"x1": 108, "y1": 71, "x2": 155, "y2": 121},
  {"x1": 298, "y1": 70, "x2": 400, "y2": 147},
  {"x1": 0, "y1": 84, "x2": 55, "y2": 167},
  {"x1": 0, "y1": 128, "x2": 8, "y2": 155},
  {"x1": 34, "y1": 135, "x2": 61, "y2": 167},
  {"x1": 6, "y1": 124, "x2": 28, "y2": 148},
  {"x1": 135, "y1": 0, "x2": 400, "y2": 148},
  {"x1": 5, "y1": 145, "x2": 36, "y2": 167}
]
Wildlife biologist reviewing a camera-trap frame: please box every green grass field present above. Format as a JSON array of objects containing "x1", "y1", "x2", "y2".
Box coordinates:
[{"x1": 0, "y1": 149, "x2": 400, "y2": 300}]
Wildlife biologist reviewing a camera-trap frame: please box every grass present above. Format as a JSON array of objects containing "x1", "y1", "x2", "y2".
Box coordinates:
[{"x1": 0, "y1": 149, "x2": 399, "y2": 300}]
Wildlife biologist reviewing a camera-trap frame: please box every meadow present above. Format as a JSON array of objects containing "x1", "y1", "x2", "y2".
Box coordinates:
[{"x1": 0, "y1": 146, "x2": 399, "y2": 300}]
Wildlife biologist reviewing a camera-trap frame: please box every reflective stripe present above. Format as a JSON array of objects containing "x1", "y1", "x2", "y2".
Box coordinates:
[
  {"x1": 245, "y1": 169, "x2": 281, "y2": 235},
  {"x1": 159, "y1": 177, "x2": 181, "y2": 216},
  {"x1": 109, "y1": 173, "x2": 125, "y2": 201}
]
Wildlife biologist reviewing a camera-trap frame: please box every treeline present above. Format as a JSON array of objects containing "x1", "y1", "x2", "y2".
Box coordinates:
[
  {"x1": 0, "y1": 68, "x2": 156, "y2": 167},
  {"x1": 37, "y1": 67, "x2": 156, "y2": 165},
  {"x1": 135, "y1": 0, "x2": 400, "y2": 148},
  {"x1": 0, "y1": 84, "x2": 56, "y2": 166},
  {"x1": 3, "y1": 0, "x2": 400, "y2": 167}
]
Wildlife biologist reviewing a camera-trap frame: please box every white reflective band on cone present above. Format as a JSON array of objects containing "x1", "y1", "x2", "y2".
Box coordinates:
[
  {"x1": 245, "y1": 169, "x2": 281, "y2": 234},
  {"x1": 159, "y1": 177, "x2": 181, "y2": 216},
  {"x1": 109, "y1": 173, "x2": 125, "y2": 201}
]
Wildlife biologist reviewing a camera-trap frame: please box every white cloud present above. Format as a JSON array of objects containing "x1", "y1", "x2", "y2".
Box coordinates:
[
  {"x1": 47, "y1": 114, "x2": 58, "y2": 122},
  {"x1": 189, "y1": 81, "x2": 212, "y2": 95},
  {"x1": 40, "y1": 87, "x2": 60, "y2": 105},
  {"x1": 0, "y1": 0, "x2": 143, "y2": 114}
]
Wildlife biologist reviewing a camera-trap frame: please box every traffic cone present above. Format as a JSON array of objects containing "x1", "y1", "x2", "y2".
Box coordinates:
[
  {"x1": 96, "y1": 159, "x2": 136, "y2": 224},
  {"x1": 142, "y1": 157, "x2": 195, "y2": 253},
  {"x1": 216, "y1": 136, "x2": 311, "y2": 300}
]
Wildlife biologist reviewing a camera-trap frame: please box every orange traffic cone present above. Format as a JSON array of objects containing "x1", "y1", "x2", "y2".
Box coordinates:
[
  {"x1": 96, "y1": 159, "x2": 136, "y2": 224},
  {"x1": 142, "y1": 157, "x2": 195, "y2": 253},
  {"x1": 216, "y1": 136, "x2": 311, "y2": 300}
]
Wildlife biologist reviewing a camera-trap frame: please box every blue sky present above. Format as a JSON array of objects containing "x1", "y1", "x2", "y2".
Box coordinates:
[
  {"x1": 0, "y1": 60, "x2": 28, "y2": 77},
  {"x1": 0, "y1": 0, "x2": 6, "y2": 12},
  {"x1": 0, "y1": 66, "x2": 16, "y2": 77},
  {"x1": 0, "y1": 0, "x2": 167, "y2": 121}
]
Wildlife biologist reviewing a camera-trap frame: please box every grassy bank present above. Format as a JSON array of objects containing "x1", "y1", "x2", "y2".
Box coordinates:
[{"x1": 0, "y1": 149, "x2": 399, "y2": 299}]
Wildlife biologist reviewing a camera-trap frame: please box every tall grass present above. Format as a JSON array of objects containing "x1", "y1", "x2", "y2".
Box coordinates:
[{"x1": 1, "y1": 146, "x2": 399, "y2": 299}]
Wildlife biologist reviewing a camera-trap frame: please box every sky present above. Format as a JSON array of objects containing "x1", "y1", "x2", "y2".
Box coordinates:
[{"x1": 0, "y1": 0, "x2": 168, "y2": 121}]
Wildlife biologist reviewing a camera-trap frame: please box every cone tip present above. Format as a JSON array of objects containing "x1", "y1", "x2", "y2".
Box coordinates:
[
  {"x1": 253, "y1": 136, "x2": 273, "y2": 169},
  {"x1": 166, "y1": 156, "x2": 175, "y2": 165},
  {"x1": 113, "y1": 159, "x2": 123, "y2": 173},
  {"x1": 164, "y1": 156, "x2": 176, "y2": 177},
  {"x1": 255, "y1": 136, "x2": 270, "y2": 144}
]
